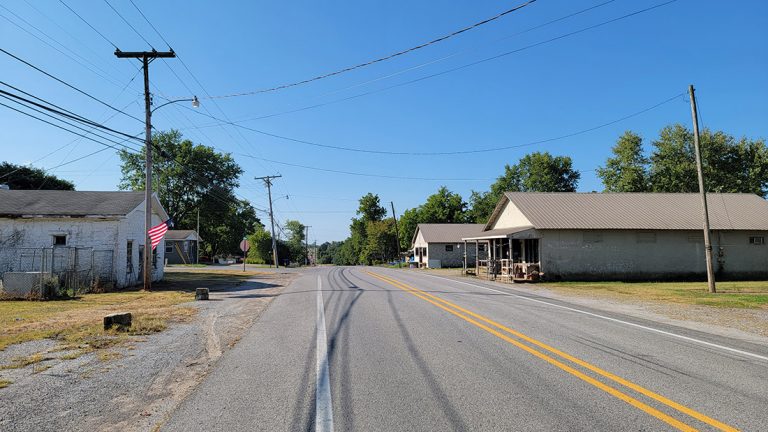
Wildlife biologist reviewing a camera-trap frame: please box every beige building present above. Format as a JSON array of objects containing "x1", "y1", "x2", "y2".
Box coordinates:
[
  {"x1": 463, "y1": 192, "x2": 768, "y2": 281},
  {"x1": 411, "y1": 224, "x2": 485, "y2": 268}
]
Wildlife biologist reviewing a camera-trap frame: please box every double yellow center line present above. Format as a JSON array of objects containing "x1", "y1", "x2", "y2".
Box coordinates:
[{"x1": 366, "y1": 271, "x2": 738, "y2": 432}]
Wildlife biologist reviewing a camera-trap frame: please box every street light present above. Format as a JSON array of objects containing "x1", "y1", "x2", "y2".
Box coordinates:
[{"x1": 151, "y1": 96, "x2": 200, "y2": 114}]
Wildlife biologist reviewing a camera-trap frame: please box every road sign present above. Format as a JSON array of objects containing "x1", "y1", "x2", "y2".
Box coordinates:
[{"x1": 239, "y1": 239, "x2": 250, "y2": 252}]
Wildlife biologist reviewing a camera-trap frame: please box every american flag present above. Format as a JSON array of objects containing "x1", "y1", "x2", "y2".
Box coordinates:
[{"x1": 148, "y1": 219, "x2": 173, "y2": 250}]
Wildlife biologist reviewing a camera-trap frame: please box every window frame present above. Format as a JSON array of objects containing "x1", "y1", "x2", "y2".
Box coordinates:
[
  {"x1": 445, "y1": 244, "x2": 454, "y2": 252},
  {"x1": 52, "y1": 234, "x2": 67, "y2": 246},
  {"x1": 749, "y1": 236, "x2": 765, "y2": 246}
]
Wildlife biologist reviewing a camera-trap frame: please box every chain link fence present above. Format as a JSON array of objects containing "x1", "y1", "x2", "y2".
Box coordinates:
[{"x1": 0, "y1": 247, "x2": 114, "y2": 298}]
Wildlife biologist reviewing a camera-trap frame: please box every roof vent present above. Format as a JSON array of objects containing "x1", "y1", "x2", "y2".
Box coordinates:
[{"x1": 0, "y1": 184, "x2": 9, "y2": 190}]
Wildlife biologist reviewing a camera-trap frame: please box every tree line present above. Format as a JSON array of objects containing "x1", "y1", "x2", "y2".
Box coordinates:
[{"x1": 317, "y1": 124, "x2": 766, "y2": 265}]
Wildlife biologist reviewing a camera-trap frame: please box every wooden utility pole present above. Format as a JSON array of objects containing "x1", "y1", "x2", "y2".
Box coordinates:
[
  {"x1": 255, "y1": 175, "x2": 282, "y2": 268},
  {"x1": 391, "y1": 201, "x2": 402, "y2": 268},
  {"x1": 304, "y1": 225, "x2": 311, "y2": 266},
  {"x1": 115, "y1": 49, "x2": 175, "y2": 291},
  {"x1": 196, "y1": 208, "x2": 200, "y2": 265},
  {"x1": 689, "y1": 85, "x2": 716, "y2": 293}
]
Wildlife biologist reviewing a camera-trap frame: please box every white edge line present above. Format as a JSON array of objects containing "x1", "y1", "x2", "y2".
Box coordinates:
[
  {"x1": 414, "y1": 272, "x2": 768, "y2": 363},
  {"x1": 316, "y1": 275, "x2": 335, "y2": 432}
]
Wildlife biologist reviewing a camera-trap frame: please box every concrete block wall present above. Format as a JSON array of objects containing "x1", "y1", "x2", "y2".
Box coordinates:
[
  {"x1": 426, "y1": 242, "x2": 477, "y2": 268},
  {"x1": 540, "y1": 229, "x2": 768, "y2": 280}
]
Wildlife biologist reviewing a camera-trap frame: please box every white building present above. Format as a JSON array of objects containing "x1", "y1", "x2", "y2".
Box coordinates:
[
  {"x1": 462, "y1": 192, "x2": 768, "y2": 281},
  {"x1": 411, "y1": 223, "x2": 485, "y2": 268},
  {"x1": 0, "y1": 190, "x2": 168, "y2": 290}
]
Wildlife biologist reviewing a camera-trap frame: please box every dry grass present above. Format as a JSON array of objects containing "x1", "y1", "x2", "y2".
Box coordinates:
[
  {"x1": 542, "y1": 280, "x2": 768, "y2": 309},
  {"x1": 1, "y1": 352, "x2": 52, "y2": 370},
  {"x1": 0, "y1": 290, "x2": 195, "y2": 352},
  {"x1": 0, "y1": 379, "x2": 11, "y2": 389}
]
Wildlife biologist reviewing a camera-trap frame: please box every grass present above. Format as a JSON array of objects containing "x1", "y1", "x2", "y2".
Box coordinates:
[
  {"x1": 0, "y1": 379, "x2": 10, "y2": 389},
  {"x1": 542, "y1": 280, "x2": 768, "y2": 309},
  {"x1": 0, "y1": 353, "x2": 51, "y2": 370}
]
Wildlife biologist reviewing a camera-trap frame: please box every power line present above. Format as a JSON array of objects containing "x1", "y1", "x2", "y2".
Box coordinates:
[
  {"x1": 102, "y1": 0, "x2": 155, "y2": 48},
  {"x1": 58, "y1": 0, "x2": 118, "y2": 49},
  {"x1": 128, "y1": 0, "x2": 172, "y2": 48},
  {"x1": 0, "y1": 86, "x2": 144, "y2": 143},
  {"x1": 190, "y1": 0, "x2": 676, "y2": 126},
  {"x1": 238, "y1": 154, "x2": 493, "y2": 181},
  {"x1": 187, "y1": 91, "x2": 685, "y2": 156},
  {"x1": 0, "y1": 47, "x2": 145, "y2": 124},
  {"x1": 201, "y1": 0, "x2": 538, "y2": 98}
]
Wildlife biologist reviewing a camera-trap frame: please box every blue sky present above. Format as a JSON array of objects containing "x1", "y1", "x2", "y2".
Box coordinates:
[{"x1": 2, "y1": 0, "x2": 766, "y2": 242}]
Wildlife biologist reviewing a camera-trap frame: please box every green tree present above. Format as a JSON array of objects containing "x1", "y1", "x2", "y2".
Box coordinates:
[
  {"x1": 596, "y1": 131, "x2": 650, "y2": 192},
  {"x1": 360, "y1": 219, "x2": 397, "y2": 265},
  {"x1": 283, "y1": 219, "x2": 307, "y2": 264},
  {"x1": 246, "y1": 224, "x2": 273, "y2": 264},
  {"x1": 467, "y1": 152, "x2": 579, "y2": 223},
  {"x1": 419, "y1": 186, "x2": 468, "y2": 224},
  {"x1": 118, "y1": 130, "x2": 258, "y2": 256},
  {"x1": 0, "y1": 162, "x2": 75, "y2": 190},
  {"x1": 357, "y1": 192, "x2": 387, "y2": 222},
  {"x1": 649, "y1": 124, "x2": 768, "y2": 196},
  {"x1": 397, "y1": 207, "x2": 420, "y2": 252}
]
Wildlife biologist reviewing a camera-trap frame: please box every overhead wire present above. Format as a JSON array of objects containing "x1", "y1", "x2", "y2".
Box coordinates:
[
  {"x1": 0, "y1": 47, "x2": 145, "y2": 124},
  {"x1": 199, "y1": 0, "x2": 539, "y2": 98},
  {"x1": 102, "y1": 0, "x2": 155, "y2": 48},
  {"x1": 58, "y1": 0, "x2": 119, "y2": 49}
]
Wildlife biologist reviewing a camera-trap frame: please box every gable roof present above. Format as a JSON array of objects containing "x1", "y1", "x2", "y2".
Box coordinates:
[
  {"x1": 166, "y1": 230, "x2": 202, "y2": 241},
  {"x1": 488, "y1": 192, "x2": 768, "y2": 231},
  {"x1": 0, "y1": 190, "x2": 167, "y2": 219},
  {"x1": 414, "y1": 223, "x2": 486, "y2": 244}
]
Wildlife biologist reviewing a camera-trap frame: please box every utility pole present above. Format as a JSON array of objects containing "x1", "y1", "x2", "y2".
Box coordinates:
[
  {"x1": 196, "y1": 208, "x2": 200, "y2": 265},
  {"x1": 304, "y1": 225, "x2": 311, "y2": 266},
  {"x1": 689, "y1": 85, "x2": 716, "y2": 293},
  {"x1": 115, "y1": 49, "x2": 175, "y2": 291},
  {"x1": 255, "y1": 175, "x2": 282, "y2": 268},
  {"x1": 391, "y1": 201, "x2": 402, "y2": 268}
]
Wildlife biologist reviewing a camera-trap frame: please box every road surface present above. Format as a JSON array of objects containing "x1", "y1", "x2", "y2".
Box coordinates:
[{"x1": 164, "y1": 267, "x2": 768, "y2": 431}]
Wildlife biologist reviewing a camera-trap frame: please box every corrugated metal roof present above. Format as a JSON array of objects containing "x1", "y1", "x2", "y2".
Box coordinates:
[
  {"x1": 0, "y1": 190, "x2": 146, "y2": 217},
  {"x1": 499, "y1": 192, "x2": 768, "y2": 230},
  {"x1": 416, "y1": 223, "x2": 486, "y2": 243},
  {"x1": 462, "y1": 226, "x2": 535, "y2": 240}
]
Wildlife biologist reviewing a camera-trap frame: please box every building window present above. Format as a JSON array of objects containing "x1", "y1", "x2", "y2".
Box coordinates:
[
  {"x1": 749, "y1": 236, "x2": 765, "y2": 245},
  {"x1": 166, "y1": 244, "x2": 173, "y2": 253},
  {"x1": 636, "y1": 232, "x2": 657, "y2": 244},
  {"x1": 478, "y1": 244, "x2": 486, "y2": 252},
  {"x1": 583, "y1": 231, "x2": 603, "y2": 244},
  {"x1": 52, "y1": 235, "x2": 67, "y2": 246},
  {"x1": 445, "y1": 245, "x2": 454, "y2": 252}
]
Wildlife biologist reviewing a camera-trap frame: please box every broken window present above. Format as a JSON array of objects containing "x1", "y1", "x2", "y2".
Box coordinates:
[{"x1": 52, "y1": 235, "x2": 67, "y2": 246}]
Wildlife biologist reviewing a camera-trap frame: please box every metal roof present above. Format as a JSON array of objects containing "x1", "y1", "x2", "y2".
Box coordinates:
[
  {"x1": 462, "y1": 226, "x2": 535, "y2": 240},
  {"x1": 166, "y1": 230, "x2": 202, "y2": 241},
  {"x1": 414, "y1": 223, "x2": 486, "y2": 243},
  {"x1": 493, "y1": 192, "x2": 768, "y2": 231},
  {"x1": 0, "y1": 190, "x2": 166, "y2": 218}
]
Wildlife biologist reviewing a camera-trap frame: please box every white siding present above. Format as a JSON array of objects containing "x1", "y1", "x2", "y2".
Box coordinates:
[{"x1": 490, "y1": 200, "x2": 532, "y2": 230}]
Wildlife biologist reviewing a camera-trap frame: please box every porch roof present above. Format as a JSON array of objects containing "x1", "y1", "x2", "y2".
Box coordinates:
[{"x1": 462, "y1": 225, "x2": 535, "y2": 240}]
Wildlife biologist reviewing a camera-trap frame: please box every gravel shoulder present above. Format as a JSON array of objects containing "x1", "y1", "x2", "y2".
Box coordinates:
[{"x1": 0, "y1": 270, "x2": 297, "y2": 432}]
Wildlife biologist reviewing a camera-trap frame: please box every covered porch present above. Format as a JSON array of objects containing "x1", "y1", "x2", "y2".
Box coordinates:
[{"x1": 462, "y1": 226, "x2": 542, "y2": 282}]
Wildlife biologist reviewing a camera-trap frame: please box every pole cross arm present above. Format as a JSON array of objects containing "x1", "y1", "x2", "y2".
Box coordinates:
[{"x1": 114, "y1": 49, "x2": 176, "y2": 59}]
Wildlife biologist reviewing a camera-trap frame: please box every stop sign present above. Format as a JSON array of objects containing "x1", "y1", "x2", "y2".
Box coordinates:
[{"x1": 239, "y1": 239, "x2": 250, "y2": 252}]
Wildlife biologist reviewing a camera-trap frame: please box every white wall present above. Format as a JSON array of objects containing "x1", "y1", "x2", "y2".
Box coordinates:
[{"x1": 490, "y1": 200, "x2": 532, "y2": 230}]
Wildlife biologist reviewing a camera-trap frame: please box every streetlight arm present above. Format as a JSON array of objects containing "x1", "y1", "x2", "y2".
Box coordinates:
[{"x1": 151, "y1": 96, "x2": 199, "y2": 114}]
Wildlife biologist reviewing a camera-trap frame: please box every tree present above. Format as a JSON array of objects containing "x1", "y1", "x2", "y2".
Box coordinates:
[
  {"x1": 419, "y1": 186, "x2": 468, "y2": 224},
  {"x1": 0, "y1": 162, "x2": 75, "y2": 190},
  {"x1": 246, "y1": 224, "x2": 273, "y2": 264},
  {"x1": 649, "y1": 124, "x2": 768, "y2": 196},
  {"x1": 397, "y1": 207, "x2": 420, "y2": 252},
  {"x1": 596, "y1": 131, "x2": 650, "y2": 192},
  {"x1": 357, "y1": 193, "x2": 387, "y2": 222},
  {"x1": 467, "y1": 152, "x2": 579, "y2": 223},
  {"x1": 118, "y1": 130, "x2": 259, "y2": 256},
  {"x1": 360, "y1": 219, "x2": 397, "y2": 265},
  {"x1": 516, "y1": 152, "x2": 580, "y2": 192},
  {"x1": 284, "y1": 219, "x2": 307, "y2": 264}
]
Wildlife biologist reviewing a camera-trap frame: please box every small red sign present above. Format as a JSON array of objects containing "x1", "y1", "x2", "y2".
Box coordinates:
[{"x1": 239, "y1": 239, "x2": 250, "y2": 252}]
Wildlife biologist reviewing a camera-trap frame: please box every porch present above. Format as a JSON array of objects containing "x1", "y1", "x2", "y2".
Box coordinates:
[{"x1": 462, "y1": 226, "x2": 542, "y2": 282}]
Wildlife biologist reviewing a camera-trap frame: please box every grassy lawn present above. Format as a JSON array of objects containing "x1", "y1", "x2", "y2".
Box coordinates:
[
  {"x1": 0, "y1": 270, "x2": 258, "y2": 353},
  {"x1": 542, "y1": 280, "x2": 768, "y2": 309}
]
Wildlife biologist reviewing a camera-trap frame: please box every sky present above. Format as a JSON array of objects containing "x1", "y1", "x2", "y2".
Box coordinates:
[{"x1": 1, "y1": 0, "x2": 767, "y2": 243}]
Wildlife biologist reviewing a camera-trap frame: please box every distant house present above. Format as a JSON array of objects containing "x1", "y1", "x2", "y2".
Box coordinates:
[
  {"x1": 462, "y1": 192, "x2": 768, "y2": 281},
  {"x1": 165, "y1": 230, "x2": 202, "y2": 264},
  {"x1": 411, "y1": 223, "x2": 486, "y2": 268},
  {"x1": 0, "y1": 190, "x2": 168, "y2": 292}
]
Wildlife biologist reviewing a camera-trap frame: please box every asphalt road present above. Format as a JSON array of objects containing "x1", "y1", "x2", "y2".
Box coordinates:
[{"x1": 163, "y1": 267, "x2": 768, "y2": 431}]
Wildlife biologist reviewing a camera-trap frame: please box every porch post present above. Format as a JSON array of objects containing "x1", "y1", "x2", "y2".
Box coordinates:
[
  {"x1": 475, "y1": 240, "x2": 479, "y2": 274},
  {"x1": 463, "y1": 240, "x2": 467, "y2": 274}
]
